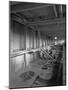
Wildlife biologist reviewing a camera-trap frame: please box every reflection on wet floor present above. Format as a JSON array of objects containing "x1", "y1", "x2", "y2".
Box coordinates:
[
  {"x1": 9, "y1": 2, "x2": 66, "y2": 89},
  {"x1": 9, "y1": 44, "x2": 65, "y2": 89}
]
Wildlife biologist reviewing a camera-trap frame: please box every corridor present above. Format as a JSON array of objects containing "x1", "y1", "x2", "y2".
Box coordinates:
[{"x1": 9, "y1": 1, "x2": 66, "y2": 89}]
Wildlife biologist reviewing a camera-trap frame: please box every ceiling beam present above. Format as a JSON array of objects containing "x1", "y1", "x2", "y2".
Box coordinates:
[
  {"x1": 26, "y1": 18, "x2": 65, "y2": 26},
  {"x1": 10, "y1": 4, "x2": 54, "y2": 13},
  {"x1": 12, "y1": 16, "x2": 65, "y2": 27}
]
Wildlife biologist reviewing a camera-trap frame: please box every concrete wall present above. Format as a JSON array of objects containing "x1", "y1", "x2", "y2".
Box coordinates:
[{"x1": 9, "y1": 20, "x2": 65, "y2": 82}]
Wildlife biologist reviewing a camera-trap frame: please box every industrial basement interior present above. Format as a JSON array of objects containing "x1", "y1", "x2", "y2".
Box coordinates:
[{"x1": 9, "y1": 1, "x2": 66, "y2": 89}]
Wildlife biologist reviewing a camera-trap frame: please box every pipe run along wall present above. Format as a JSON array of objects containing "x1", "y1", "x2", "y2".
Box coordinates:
[
  {"x1": 10, "y1": 20, "x2": 50, "y2": 70},
  {"x1": 9, "y1": 19, "x2": 65, "y2": 87},
  {"x1": 10, "y1": 20, "x2": 65, "y2": 73}
]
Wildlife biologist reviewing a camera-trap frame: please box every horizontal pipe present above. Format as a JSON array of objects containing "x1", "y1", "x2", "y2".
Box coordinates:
[
  {"x1": 13, "y1": 17, "x2": 65, "y2": 26},
  {"x1": 27, "y1": 18, "x2": 65, "y2": 26},
  {"x1": 10, "y1": 48, "x2": 41, "y2": 58}
]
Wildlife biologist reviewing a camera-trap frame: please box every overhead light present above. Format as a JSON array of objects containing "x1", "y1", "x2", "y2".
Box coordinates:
[{"x1": 54, "y1": 36, "x2": 58, "y2": 40}]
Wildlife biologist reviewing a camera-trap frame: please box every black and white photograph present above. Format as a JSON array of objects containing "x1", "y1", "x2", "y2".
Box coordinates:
[{"x1": 9, "y1": 1, "x2": 66, "y2": 89}]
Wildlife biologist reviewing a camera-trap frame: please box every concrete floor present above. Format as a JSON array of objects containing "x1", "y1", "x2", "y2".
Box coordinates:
[
  {"x1": 9, "y1": 57, "x2": 63, "y2": 89},
  {"x1": 9, "y1": 45, "x2": 65, "y2": 89}
]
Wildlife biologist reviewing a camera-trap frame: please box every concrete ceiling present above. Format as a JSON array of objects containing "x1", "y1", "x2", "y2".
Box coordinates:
[
  {"x1": 39, "y1": 23, "x2": 65, "y2": 39},
  {"x1": 10, "y1": 1, "x2": 66, "y2": 40},
  {"x1": 20, "y1": 5, "x2": 55, "y2": 20}
]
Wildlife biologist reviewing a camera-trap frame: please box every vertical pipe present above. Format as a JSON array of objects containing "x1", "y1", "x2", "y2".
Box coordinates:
[
  {"x1": 40, "y1": 31, "x2": 42, "y2": 48},
  {"x1": 60, "y1": 5, "x2": 63, "y2": 17},
  {"x1": 33, "y1": 30, "x2": 36, "y2": 61},
  {"x1": 32, "y1": 30, "x2": 34, "y2": 49},
  {"x1": 30, "y1": 29, "x2": 34, "y2": 66},
  {"x1": 29, "y1": 29, "x2": 31, "y2": 66},
  {"x1": 24, "y1": 26, "x2": 26, "y2": 68},
  {"x1": 53, "y1": 5, "x2": 58, "y2": 17},
  {"x1": 46, "y1": 40, "x2": 47, "y2": 49},
  {"x1": 32, "y1": 30, "x2": 34, "y2": 62},
  {"x1": 59, "y1": 5, "x2": 63, "y2": 17},
  {"x1": 38, "y1": 30, "x2": 40, "y2": 48}
]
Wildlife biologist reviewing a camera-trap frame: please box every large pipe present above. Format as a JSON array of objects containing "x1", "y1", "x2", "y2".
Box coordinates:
[
  {"x1": 53, "y1": 5, "x2": 58, "y2": 17},
  {"x1": 59, "y1": 5, "x2": 63, "y2": 17}
]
